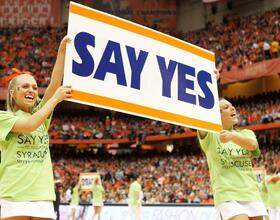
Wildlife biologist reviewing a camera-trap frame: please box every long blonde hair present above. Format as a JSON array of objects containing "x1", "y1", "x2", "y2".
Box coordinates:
[
  {"x1": 94, "y1": 176, "x2": 101, "y2": 185},
  {"x1": 6, "y1": 74, "x2": 38, "y2": 113}
]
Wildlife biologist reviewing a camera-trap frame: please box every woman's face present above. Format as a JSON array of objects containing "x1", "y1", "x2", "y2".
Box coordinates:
[
  {"x1": 12, "y1": 75, "x2": 38, "y2": 112},
  {"x1": 219, "y1": 99, "x2": 238, "y2": 129}
]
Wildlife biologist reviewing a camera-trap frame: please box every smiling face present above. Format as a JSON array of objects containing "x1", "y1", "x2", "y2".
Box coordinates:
[
  {"x1": 219, "y1": 98, "x2": 238, "y2": 130},
  {"x1": 9, "y1": 74, "x2": 38, "y2": 112}
]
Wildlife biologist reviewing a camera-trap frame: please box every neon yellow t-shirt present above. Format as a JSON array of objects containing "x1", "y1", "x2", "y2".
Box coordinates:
[
  {"x1": 265, "y1": 175, "x2": 280, "y2": 208},
  {"x1": 70, "y1": 185, "x2": 80, "y2": 206},
  {"x1": 91, "y1": 184, "x2": 104, "y2": 203},
  {"x1": 0, "y1": 102, "x2": 55, "y2": 201},
  {"x1": 198, "y1": 129, "x2": 262, "y2": 206},
  {"x1": 259, "y1": 180, "x2": 268, "y2": 207},
  {"x1": 128, "y1": 181, "x2": 142, "y2": 206}
]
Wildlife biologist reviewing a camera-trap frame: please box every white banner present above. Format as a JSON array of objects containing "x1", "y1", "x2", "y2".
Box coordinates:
[
  {"x1": 63, "y1": 2, "x2": 222, "y2": 133},
  {"x1": 59, "y1": 204, "x2": 217, "y2": 220},
  {"x1": 79, "y1": 172, "x2": 99, "y2": 191}
]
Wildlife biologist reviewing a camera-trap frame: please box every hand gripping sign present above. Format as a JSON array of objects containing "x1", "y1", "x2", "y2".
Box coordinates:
[{"x1": 63, "y1": 2, "x2": 222, "y2": 133}]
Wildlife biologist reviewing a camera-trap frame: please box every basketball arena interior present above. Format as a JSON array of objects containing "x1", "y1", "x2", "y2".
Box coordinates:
[{"x1": 0, "y1": 0, "x2": 280, "y2": 220}]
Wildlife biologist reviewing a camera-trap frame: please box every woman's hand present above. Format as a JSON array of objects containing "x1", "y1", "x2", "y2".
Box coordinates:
[
  {"x1": 219, "y1": 130, "x2": 232, "y2": 143},
  {"x1": 52, "y1": 85, "x2": 72, "y2": 104}
]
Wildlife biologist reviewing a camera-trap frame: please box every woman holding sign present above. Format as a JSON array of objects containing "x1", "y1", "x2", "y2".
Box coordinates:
[
  {"x1": 70, "y1": 182, "x2": 82, "y2": 220},
  {"x1": 197, "y1": 70, "x2": 268, "y2": 220},
  {"x1": 0, "y1": 36, "x2": 72, "y2": 220},
  {"x1": 91, "y1": 176, "x2": 105, "y2": 220}
]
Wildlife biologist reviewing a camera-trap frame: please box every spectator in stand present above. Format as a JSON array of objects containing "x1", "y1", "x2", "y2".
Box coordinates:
[
  {"x1": 263, "y1": 40, "x2": 272, "y2": 60},
  {"x1": 271, "y1": 37, "x2": 280, "y2": 58},
  {"x1": 0, "y1": 36, "x2": 71, "y2": 219}
]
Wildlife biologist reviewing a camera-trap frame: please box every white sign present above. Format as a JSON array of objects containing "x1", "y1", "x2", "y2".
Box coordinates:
[
  {"x1": 63, "y1": 2, "x2": 222, "y2": 133},
  {"x1": 59, "y1": 204, "x2": 217, "y2": 220},
  {"x1": 79, "y1": 172, "x2": 99, "y2": 190}
]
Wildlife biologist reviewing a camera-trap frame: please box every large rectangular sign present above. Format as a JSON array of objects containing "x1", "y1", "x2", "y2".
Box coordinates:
[
  {"x1": 63, "y1": 2, "x2": 222, "y2": 133},
  {"x1": 0, "y1": 0, "x2": 60, "y2": 27}
]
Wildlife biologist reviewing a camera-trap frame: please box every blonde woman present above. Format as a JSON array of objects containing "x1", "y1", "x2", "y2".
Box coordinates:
[
  {"x1": 197, "y1": 70, "x2": 268, "y2": 220},
  {"x1": 0, "y1": 36, "x2": 72, "y2": 220},
  {"x1": 91, "y1": 176, "x2": 105, "y2": 220},
  {"x1": 69, "y1": 182, "x2": 81, "y2": 220}
]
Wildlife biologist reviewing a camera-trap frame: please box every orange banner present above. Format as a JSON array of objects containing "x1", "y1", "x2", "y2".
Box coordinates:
[
  {"x1": 0, "y1": 0, "x2": 60, "y2": 27},
  {"x1": 221, "y1": 58, "x2": 280, "y2": 84},
  {"x1": 84, "y1": 0, "x2": 176, "y2": 30}
]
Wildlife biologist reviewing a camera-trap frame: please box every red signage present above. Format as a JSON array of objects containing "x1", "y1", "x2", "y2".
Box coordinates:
[
  {"x1": 84, "y1": 0, "x2": 176, "y2": 30},
  {"x1": 221, "y1": 58, "x2": 280, "y2": 84},
  {"x1": 0, "y1": 0, "x2": 61, "y2": 27}
]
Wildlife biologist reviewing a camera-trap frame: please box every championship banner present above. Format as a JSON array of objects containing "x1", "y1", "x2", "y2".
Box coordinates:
[
  {"x1": 84, "y1": 0, "x2": 177, "y2": 30},
  {"x1": 79, "y1": 172, "x2": 99, "y2": 191},
  {"x1": 63, "y1": 2, "x2": 222, "y2": 133},
  {"x1": 0, "y1": 0, "x2": 61, "y2": 27}
]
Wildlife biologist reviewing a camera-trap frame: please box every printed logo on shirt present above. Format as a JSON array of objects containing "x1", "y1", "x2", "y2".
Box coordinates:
[
  {"x1": 217, "y1": 145, "x2": 252, "y2": 171},
  {"x1": 16, "y1": 133, "x2": 49, "y2": 164}
]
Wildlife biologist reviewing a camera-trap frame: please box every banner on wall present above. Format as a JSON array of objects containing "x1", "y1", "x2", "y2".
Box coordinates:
[
  {"x1": 202, "y1": 0, "x2": 224, "y2": 3},
  {"x1": 0, "y1": 0, "x2": 60, "y2": 27},
  {"x1": 63, "y1": 2, "x2": 222, "y2": 133},
  {"x1": 221, "y1": 58, "x2": 280, "y2": 84},
  {"x1": 59, "y1": 204, "x2": 217, "y2": 220},
  {"x1": 84, "y1": 0, "x2": 176, "y2": 30}
]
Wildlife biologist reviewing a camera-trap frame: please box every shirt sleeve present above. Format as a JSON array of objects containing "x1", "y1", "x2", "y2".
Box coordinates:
[
  {"x1": 135, "y1": 183, "x2": 141, "y2": 192},
  {"x1": 240, "y1": 129, "x2": 260, "y2": 157},
  {"x1": 0, "y1": 111, "x2": 20, "y2": 142},
  {"x1": 32, "y1": 100, "x2": 53, "y2": 130},
  {"x1": 197, "y1": 132, "x2": 214, "y2": 152}
]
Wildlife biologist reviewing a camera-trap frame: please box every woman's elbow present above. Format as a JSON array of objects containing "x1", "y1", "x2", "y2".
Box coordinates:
[{"x1": 248, "y1": 141, "x2": 258, "y2": 151}]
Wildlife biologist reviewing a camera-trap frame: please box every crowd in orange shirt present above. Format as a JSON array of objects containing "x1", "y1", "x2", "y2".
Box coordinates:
[
  {"x1": 52, "y1": 142, "x2": 280, "y2": 204},
  {"x1": 1, "y1": 9, "x2": 280, "y2": 86},
  {"x1": 47, "y1": 91, "x2": 280, "y2": 141},
  {"x1": 179, "y1": 10, "x2": 280, "y2": 71}
]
